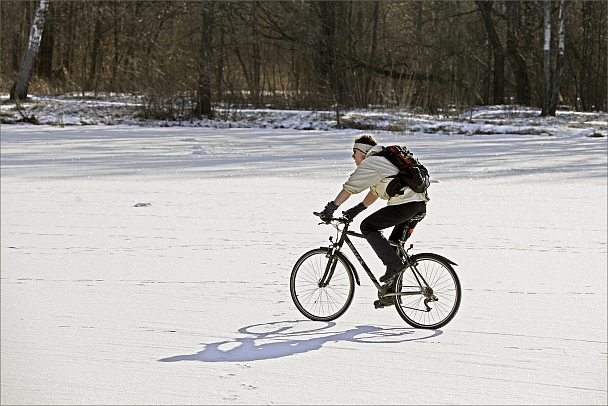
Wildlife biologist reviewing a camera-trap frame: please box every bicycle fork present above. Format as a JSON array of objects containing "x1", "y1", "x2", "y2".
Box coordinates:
[
  {"x1": 320, "y1": 235, "x2": 369, "y2": 288},
  {"x1": 319, "y1": 241, "x2": 339, "y2": 288},
  {"x1": 319, "y1": 234, "x2": 352, "y2": 287}
]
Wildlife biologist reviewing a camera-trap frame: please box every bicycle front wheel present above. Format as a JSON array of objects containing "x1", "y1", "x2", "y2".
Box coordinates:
[
  {"x1": 290, "y1": 248, "x2": 355, "y2": 321},
  {"x1": 394, "y1": 253, "x2": 461, "y2": 329}
]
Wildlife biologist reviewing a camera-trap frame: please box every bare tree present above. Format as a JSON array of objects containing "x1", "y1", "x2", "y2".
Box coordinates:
[
  {"x1": 505, "y1": 1, "x2": 530, "y2": 105},
  {"x1": 573, "y1": 1, "x2": 607, "y2": 111},
  {"x1": 10, "y1": 0, "x2": 49, "y2": 101},
  {"x1": 548, "y1": 0, "x2": 566, "y2": 115},
  {"x1": 476, "y1": 1, "x2": 505, "y2": 105},
  {"x1": 313, "y1": 1, "x2": 344, "y2": 107},
  {"x1": 542, "y1": 0, "x2": 552, "y2": 115},
  {"x1": 37, "y1": 1, "x2": 54, "y2": 81},
  {"x1": 86, "y1": 6, "x2": 104, "y2": 93},
  {"x1": 1, "y1": 0, "x2": 604, "y2": 113},
  {"x1": 541, "y1": 0, "x2": 567, "y2": 116},
  {"x1": 195, "y1": 1, "x2": 214, "y2": 118}
]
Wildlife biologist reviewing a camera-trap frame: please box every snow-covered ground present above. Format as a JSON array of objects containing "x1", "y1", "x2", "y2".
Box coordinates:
[{"x1": 1, "y1": 97, "x2": 607, "y2": 404}]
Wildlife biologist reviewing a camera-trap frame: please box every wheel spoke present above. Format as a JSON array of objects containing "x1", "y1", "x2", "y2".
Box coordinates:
[
  {"x1": 394, "y1": 254, "x2": 461, "y2": 329},
  {"x1": 290, "y1": 249, "x2": 354, "y2": 321}
]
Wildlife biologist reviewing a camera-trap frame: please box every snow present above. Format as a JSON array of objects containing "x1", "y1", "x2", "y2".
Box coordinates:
[{"x1": 1, "y1": 96, "x2": 607, "y2": 405}]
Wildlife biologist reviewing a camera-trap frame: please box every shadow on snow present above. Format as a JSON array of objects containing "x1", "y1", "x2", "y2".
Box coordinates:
[{"x1": 159, "y1": 319, "x2": 442, "y2": 363}]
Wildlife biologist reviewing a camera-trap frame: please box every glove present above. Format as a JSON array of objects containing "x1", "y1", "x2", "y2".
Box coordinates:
[
  {"x1": 342, "y1": 202, "x2": 367, "y2": 221},
  {"x1": 318, "y1": 201, "x2": 338, "y2": 222}
]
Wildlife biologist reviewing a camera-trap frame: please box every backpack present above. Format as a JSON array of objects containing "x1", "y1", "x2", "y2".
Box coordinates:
[{"x1": 376, "y1": 145, "x2": 430, "y2": 196}]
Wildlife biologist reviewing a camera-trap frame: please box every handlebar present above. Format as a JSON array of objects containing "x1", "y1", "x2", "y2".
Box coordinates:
[{"x1": 312, "y1": 211, "x2": 352, "y2": 225}]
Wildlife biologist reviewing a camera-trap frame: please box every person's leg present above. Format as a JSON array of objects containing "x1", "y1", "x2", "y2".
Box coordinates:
[
  {"x1": 388, "y1": 222, "x2": 407, "y2": 245},
  {"x1": 360, "y1": 201, "x2": 426, "y2": 280},
  {"x1": 388, "y1": 212, "x2": 425, "y2": 244}
]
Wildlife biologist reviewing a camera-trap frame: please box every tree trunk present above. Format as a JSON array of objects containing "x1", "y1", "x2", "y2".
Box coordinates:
[
  {"x1": 476, "y1": 1, "x2": 505, "y2": 105},
  {"x1": 541, "y1": 0, "x2": 552, "y2": 116},
  {"x1": 195, "y1": 0, "x2": 214, "y2": 118},
  {"x1": 314, "y1": 1, "x2": 343, "y2": 106},
  {"x1": 548, "y1": 0, "x2": 566, "y2": 115},
  {"x1": 10, "y1": 0, "x2": 49, "y2": 101},
  {"x1": 62, "y1": 1, "x2": 76, "y2": 74},
  {"x1": 37, "y1": 1, "x2": 54, "y2": 80},
  {"x1": 363, "y1": 2, "x2": 380, "y2": 108},
  {"x1": 110, "y1": 2, "x2": 120, "y2": 93},
  {"x1": 215, "y1": 24, "x2": 225, "y2": 101},
  {"x1": 87, "y1": 10, "x2": 103, "y2": 93},
  {"x1": 505, "y1": 1, "x2": 531, "y2": 105},
  {"x1": 250, "y1": 2, "x2": 261, "y2": 107}
]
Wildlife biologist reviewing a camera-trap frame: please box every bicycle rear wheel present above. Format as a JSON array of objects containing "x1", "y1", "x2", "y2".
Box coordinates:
[
  {"x1": 290, "y1": 248, "x2": 355, "y2": 321},
  {"x1": 394, "y1": 253, "x2": 461, "y2": 329}
]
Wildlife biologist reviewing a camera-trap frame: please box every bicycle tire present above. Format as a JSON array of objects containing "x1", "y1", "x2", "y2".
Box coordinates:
[
  {"x1": 393, "y1": 253, "x2": 461, "y2": 329},
  {"x1": 290, "y1": 248, "x2": 355, "y2": 321}
]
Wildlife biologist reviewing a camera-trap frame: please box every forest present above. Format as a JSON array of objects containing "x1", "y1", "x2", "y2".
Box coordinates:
[{"x1": 1, "y1": 1, "x2": 606, "y2": 119}]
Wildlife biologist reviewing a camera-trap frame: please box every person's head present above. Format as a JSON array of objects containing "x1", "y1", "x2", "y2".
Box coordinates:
[{"x1": 352, "y1": 134, "x2": 377, "y2": 166}]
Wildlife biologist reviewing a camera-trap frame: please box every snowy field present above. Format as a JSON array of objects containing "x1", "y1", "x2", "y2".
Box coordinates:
[{"x1": 1, "y1": 103, "x2": 607, "y2": 404}]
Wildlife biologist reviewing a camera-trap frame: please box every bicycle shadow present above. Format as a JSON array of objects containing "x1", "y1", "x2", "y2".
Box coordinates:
[{"x1": 159, "y1": 320, "x2": 442, "y2": 363}]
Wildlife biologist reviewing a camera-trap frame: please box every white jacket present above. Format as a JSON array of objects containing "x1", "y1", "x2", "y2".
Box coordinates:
[{"x1": 342, "y1": 145, "x2": 429, "y2": 205}]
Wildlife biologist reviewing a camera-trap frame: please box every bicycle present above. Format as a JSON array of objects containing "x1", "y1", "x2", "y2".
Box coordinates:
[{"x1": 290, "y1": 212, "x2": 461, "y2": 329}]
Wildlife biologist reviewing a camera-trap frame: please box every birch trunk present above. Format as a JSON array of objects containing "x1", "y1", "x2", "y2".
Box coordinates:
[
  {"x1": 548, "y1": 0, "x2": 566, "y2": 115},
  {"x1": 541, "y1": 0, "x2": 552, "y2": 116},
  {"x1": 10, "y1": 0, "x2": 49, "y2": 101}
]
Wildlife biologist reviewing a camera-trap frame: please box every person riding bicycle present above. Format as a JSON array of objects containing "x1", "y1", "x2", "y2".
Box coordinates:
[{"x1": 317, "y1": 134, "x2": 429, "y2": 284}]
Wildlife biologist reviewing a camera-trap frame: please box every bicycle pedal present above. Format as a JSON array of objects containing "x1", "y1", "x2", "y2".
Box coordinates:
[{"x1": 374, "y1": 299, "x2": 394, "y2": 309}]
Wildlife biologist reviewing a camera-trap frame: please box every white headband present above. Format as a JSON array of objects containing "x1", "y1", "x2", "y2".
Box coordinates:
[{"x1": 353, "y1": 142, "x2": 373, "y2": 154}]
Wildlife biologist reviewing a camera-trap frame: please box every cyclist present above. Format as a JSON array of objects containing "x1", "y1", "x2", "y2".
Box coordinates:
[{"x1": 317, "y1": 134, "x2": 429, "y2": 285}]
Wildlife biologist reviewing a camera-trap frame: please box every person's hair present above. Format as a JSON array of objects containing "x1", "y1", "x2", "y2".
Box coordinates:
[{"x1": 354, "y1": 134, "x2": 378, "y2": 146}]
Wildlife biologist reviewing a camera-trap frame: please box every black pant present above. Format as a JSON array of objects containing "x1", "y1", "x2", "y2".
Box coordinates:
[{"x1": 360, "y1": 201, "x2": 426, "y2": 270}]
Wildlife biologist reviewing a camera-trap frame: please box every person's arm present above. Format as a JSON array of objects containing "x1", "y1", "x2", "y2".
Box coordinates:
[
  {"x1": 332, "y1": 189, "x2": 352, "y2": 207},
  {"x1": 319, "y1": 163, "x2": 379, "y2": 220},
  {"x1": 317, "y1": 189, "x2": 351, "y2": 221},
  {"x1": 334, "y1": 186, "x2": 378, "y2": 208},
  {"x1": 340, "y1": 190, "x2": 377, "y2": 221},
  {"x1": 361, "y1": 190, "x2": 378, "y2": 208}
]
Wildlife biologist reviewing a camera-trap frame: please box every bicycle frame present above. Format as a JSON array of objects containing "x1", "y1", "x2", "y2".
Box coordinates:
[{"x1": 319, "y1": 218, "x2": 431, "y2": 296}]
